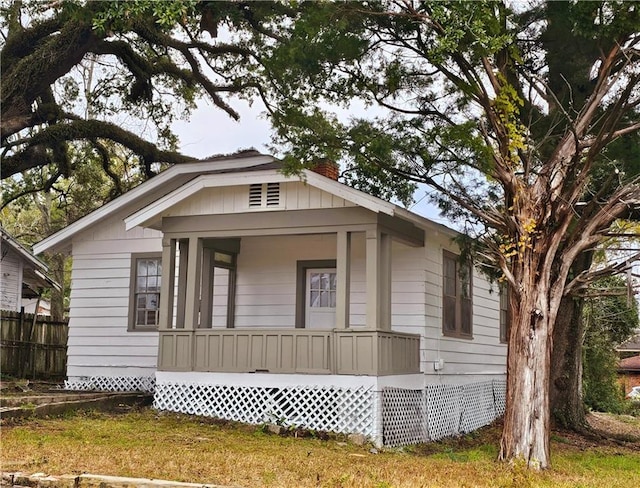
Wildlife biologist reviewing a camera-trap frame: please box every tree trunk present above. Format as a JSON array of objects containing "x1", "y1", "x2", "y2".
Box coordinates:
[
  {"x1": 499, "y1": 277, "x2": 553, "y2": 469},
  {"x1": 49, "y1": 253, "x2": 66, "y2": 321},
  {"x1": 549, "y1": 251, "x2": 593, "y2": 429}
]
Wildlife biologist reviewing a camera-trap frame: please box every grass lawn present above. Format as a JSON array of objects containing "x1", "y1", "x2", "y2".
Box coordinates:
[{"x1": 1, "y1": 408, "x2": 639, "y2": 488}]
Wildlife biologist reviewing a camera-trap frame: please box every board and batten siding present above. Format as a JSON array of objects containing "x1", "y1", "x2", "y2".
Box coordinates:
[
  {"x1": 0, "y1": 250, "x2": 23, "y2": 312},
  {"x1": 165, "y1": 181, "x2": 356, "y2": 219},
  {"x1": 67, "y1": 210, "x2": 162, "y2": 380},
  {"x1": 422, "y1": 232, "x2": 507, "y2": 383}
]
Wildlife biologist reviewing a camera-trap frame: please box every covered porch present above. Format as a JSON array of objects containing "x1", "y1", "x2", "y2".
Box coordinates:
[{"x1": 153, "y1": 207, "x2": 425, "y2": 376}]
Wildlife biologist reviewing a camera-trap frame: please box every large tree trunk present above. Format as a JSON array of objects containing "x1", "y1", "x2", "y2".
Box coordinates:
[
  {"x1": 49, "y1": 253, "x2": 67, "y2": 321},
  {"x1": 549, "y1": 251, "x2": 593, "y2": 429},
  {"x1": 499, "y1": 276, "x2": 554, "y2": 469},
  {"x1": 549, "y1": 295, "x2": 585, "y2": 428}
]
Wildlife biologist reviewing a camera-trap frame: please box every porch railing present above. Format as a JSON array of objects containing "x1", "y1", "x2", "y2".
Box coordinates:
[{"x1": 158, "y1": 328, "x2": 420, "y2": 376}]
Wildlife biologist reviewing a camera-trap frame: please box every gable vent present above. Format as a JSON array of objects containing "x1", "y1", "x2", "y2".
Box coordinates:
[
  {"x1": 266, "y1": 182, "x2": 280, "y2": 207},
  {"x1": 248, "y1": 182, "x2": 280, "y2": 208},
  {"x1": 249, "y1": 184, "x2": 262, "y2": 207}
]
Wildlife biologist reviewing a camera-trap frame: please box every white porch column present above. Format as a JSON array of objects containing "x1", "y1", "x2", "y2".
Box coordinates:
[
  {"x1": 184, "y1": 236, "x2": 203, "y2": 330},
  {"x1": 158, "y1": 237, "x2": 176, "y2": 330},
  {"x1": 366, "y1": 229, "x2": 392, "y2": 330},
  {"x1": 336, "y1": 231, "x2": 351, "y2": 329}
]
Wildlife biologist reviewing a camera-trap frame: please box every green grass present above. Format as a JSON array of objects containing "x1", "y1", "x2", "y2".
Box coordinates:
[{"x1": 1, "y1": 409, "x2": 639, "y2": 488}]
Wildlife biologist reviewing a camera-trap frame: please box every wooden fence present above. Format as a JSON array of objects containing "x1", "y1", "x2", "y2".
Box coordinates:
[{"x1": 0, "y1": 309, "x2": 68, "y2": 379}]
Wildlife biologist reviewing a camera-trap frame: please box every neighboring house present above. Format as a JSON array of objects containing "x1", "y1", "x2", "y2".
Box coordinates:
[
  {"x1": 22, "y1": 298, "x2": 52, "y2": 316},
  {"x1": 618, "y1": 355, "x2": 640, "y2": 396},
  {"x1": 33, "y1": 150, "x2": 507, "y2": 446},
  {"x1": 617, "y1": 331, "x2": 640, "y2": 359},
  {"x1": 1, "y1": 226, "x2": 60, "y2": 312}
]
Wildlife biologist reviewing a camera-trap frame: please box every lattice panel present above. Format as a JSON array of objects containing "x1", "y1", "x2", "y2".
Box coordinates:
[
  {"x1": 460, "y1": 381, "x2": 498, "y2": 433},
  {"x1": 381, "y1": 388, "x2": 426, "y2": 447},
  {"x1": 492, "y1": 379, "x2": 507, "y2": 415},
  {"x1": 65, "y1": 376, "x2": 155, "y2": 393},
  {"x1": 154, "y1": 382, "x2": 375, "y2": 436},
  {"x1": 425, "y1": 384, "x2": 464, "y2": 440}
]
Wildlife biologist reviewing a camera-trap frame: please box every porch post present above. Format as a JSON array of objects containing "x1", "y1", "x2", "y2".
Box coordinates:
[
  {"x1": 336, "y1": 231, "x2": 351, "y2": 329},
  {"x1": 366, "y1": 229, "x2": 392, "y2": 330},
  {"x1": 184, "y1": 236, "x2": 203, "y2": 330},
  {"x1": 158, "y1": 237, "x2": 176, "y2": 330}
]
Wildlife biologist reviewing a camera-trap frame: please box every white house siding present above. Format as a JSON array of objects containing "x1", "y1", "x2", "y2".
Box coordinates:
[
  {"x1": 422, "y1": 232, "x2": 507, "y2": 384},
  {"x1": 66, "y1": 210, "x2": 162, "y2": 386},
  {"x1": 0, "y1": 250, "x2": 22, "y2": 311}
]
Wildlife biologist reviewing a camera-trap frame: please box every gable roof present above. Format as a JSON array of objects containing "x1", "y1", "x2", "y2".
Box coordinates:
[
  {"x1": 618, "y1": 333, "x2": 640, "y2": 353},
  {"x1": 33, "y1": 151, "x2": 276, "y2": 255},
  {"x1": 1, "y1": 226, "x2": 61, "y2": 293},
  {"x1": 34, "y1": 151, "x2": 456, "y2": 254}
]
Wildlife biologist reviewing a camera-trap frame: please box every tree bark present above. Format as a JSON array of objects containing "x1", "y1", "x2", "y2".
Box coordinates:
[
  {"x1": 549, "y1": 294, "x2": 586, "y2": 429},
  {"x1": 499, "y1": 270, "x2": 554, "y2": 469}
]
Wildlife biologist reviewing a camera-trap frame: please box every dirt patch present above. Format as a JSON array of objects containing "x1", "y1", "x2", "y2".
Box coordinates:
[{"x1": 587, "y1": 411, "x2": 640, "y2": 441}]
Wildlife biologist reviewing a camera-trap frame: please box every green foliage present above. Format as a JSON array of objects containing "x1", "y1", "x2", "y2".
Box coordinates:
[
  {"x1": 1, "y1": 0, "x2": 292, "y2": 204},
  {"x1": 583, "y1": 277, "x2": 639, "y2": 414}
]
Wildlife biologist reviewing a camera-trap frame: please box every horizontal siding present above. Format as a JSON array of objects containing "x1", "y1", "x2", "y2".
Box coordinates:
[
  {"x1": 421, "y1": 232, "x2": 506, "y2": 379},
  {"x1": 66, "y1": 207, "x2": 505, "y2": 383},
  {"x1": 0, "y1": 251, "x2": 21, "y2": 311},
  {"x1": 69, "y1": 214, "x2": 162, "y2": 378}
]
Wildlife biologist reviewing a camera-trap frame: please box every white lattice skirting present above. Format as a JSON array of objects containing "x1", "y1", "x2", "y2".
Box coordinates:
[
  {"x1": 154, "y1": 382, "x2": 376, "y2": 437},
  {"x1": 382, "y1": 380, "x2": 506, "y2": 447},
  {"x1": 65, "y1": 376, "x2": 156, "y2": 393},
  {"x1": 153, "y1": 379, "x2": 506, "y2": 447}
]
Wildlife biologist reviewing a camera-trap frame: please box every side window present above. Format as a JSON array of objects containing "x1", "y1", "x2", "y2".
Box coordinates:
[
  {"x1": 129, "y1": 254, "x2": 162, "y2": 331},
  {"x1": 442, "y1": 250, "x2": 473, "y2": 339}
]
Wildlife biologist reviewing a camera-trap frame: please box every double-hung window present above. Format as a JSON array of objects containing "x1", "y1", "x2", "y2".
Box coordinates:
[
  {"x1": 129, "y1": 254, "x2": 162, "y2": 331},
  {"x1": 442, "y1": 251, "x2": 473, "y2": 338}
]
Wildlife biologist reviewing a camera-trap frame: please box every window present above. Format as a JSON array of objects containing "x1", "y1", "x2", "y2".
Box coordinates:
[
  {"x1": 500, "y1": 284, "x2": 510, "y2": 343},
  {"x1": 442, "y1": 251, "x2": 472, "y2": 338},
  {"x1": 129, "y1": 254, "x2": 162, "y2": 331},
  {"x1": 308, "y1": 271, "x2": 337, "y2": 308}
]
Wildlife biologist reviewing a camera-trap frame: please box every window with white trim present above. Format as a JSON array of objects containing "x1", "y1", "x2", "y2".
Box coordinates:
[
  {"x1": 442, "y1": 250, "x2": 473, "y2": 338},
  {"x1": 129, "y1": 254, "x2": 162, "y2": 330}
]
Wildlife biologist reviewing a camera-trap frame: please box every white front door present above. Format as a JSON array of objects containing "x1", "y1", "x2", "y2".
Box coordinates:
[{"x1": 305, "y1": 268, "x2": 337, "y2": 329}]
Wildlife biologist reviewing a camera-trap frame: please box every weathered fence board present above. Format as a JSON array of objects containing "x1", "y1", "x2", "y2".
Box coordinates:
[{"x1": 0, "y1": 309, "x2": 68, "y2": 379}]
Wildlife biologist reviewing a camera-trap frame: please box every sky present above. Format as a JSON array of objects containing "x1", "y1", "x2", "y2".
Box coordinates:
[{"x1": 171, "y1": 97, "x2": 453, "y2": 227}]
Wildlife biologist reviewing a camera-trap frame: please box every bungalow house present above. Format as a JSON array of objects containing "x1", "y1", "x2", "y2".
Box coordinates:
[
  {"x1": 33, "y1": 151, "x2": 507, "y2": 446},
  {"x1": 1, "y1": 226, "x2": 60, "y2": 312}
]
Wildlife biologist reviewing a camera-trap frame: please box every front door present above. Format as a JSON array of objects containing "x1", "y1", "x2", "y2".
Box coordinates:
[{"x1": 305, "y1": 268, "x2": 337, "y2": 329}]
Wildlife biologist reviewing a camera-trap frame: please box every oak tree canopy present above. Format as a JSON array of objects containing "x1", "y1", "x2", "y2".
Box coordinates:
[{"x1": 1, "y1": 0, "x2": 290, "y2": 202}]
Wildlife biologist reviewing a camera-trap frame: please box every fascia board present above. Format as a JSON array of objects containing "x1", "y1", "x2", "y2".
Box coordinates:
[
  {"x1": 32, "y1": 155, "x2": 275, "y2": 255},
  {"x1": 302, "y1": 171, "x2": 396, "y2": 216},
  {"x1": 2, "y1": 235, "x2": 50, "y2": 272},
  {"x1": 394, "y1": 207, "x2": 460, "y2": 238},
  {"x1": 124, "y1": 170, "x2": 290, "y2": 231}
]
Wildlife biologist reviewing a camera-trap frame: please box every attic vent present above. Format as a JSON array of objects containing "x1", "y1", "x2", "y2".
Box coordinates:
[
  {"x1": 249, "y1": 184, "x2": 262, "y2": 207},
  {"x1": 248, "y1": 182, "x2": 280, "y2": 208},
  {"x1": 266, "y1": 182, "x2": 280, "y2": 207}
]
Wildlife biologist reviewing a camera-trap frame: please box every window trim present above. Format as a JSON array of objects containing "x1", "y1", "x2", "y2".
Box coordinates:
[
  {"x1": 128, "y1": 252, "x2": 162, "y2": 332},
  {"x1": 295, "y1": 259, "x2": 337, "y2": 328},
  {"x1": 442, "y1": 250, "x2": 473, "y2": 339},
  {"x1": 499, "y1": 284, "x2": 510, "y2": 343}
]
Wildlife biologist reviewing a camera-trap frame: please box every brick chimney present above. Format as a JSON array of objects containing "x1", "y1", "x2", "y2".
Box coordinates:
[{"x1": 311, "y1": 158, "x2": 339, "y2": 180}]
